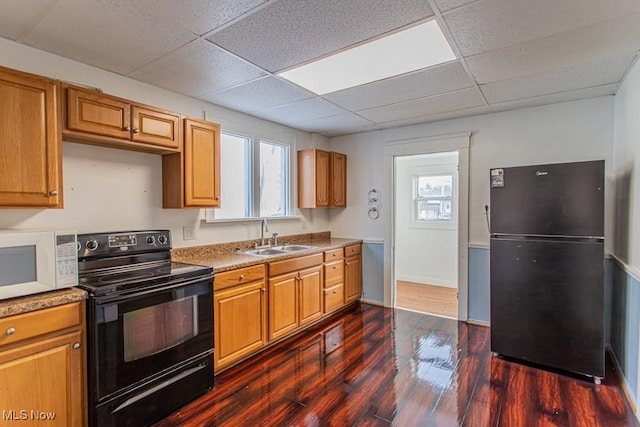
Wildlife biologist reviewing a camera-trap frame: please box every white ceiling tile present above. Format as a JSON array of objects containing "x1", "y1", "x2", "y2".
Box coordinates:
[
  {"x1": 466, "y1": 13, "x2": 640, "y2": 84},
  {"x1": 481, "y1": 55, "x2": 635, "y2": 104},
  {"x1": 433, "y1": 0, "x2": 479, "y2": 13},
  {"x1": 357, "y1": 88, "x2": 485, "y2": 123},
  {"x1": 0, "y1": 0, "x2": 58, "y2": 41},
  {"x1": 294, "y1": 112, "x2": 377, "y2": 135},
  {"x1": 129, "y1": 40, "x2": 267, "y2": 97},
  {"x1": 200, "y1": 77, "x2": 314, "y2": 112},
  {"x1": 207, "y1": 0, "x2": 433, "y2": 72},
  {"x1": 22, "y1": 0, "x2": 196, "y2": 75},
  {"x1": 139, "y1": 0, "x2": 269, "y2": 36},
  {"x1": 488, "y1": 84, "x2": 619, "y2": 114},
  {"x1": 324, "y1": 61, "x2": 474, "y2": 111},
  {"x1": 444, "y1": 0, "x2": 640, "y2": 56},
  {"x1": 376, "y1": 105, "x2": 490, "y2": 128},
  {"x1": 254, "y1": 98, "x2": 350, "y2": 124}
]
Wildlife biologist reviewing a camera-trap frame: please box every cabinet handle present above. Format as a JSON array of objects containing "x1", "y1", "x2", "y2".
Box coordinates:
[
  {"x1": 261, "y1": 288, "x2": 266, "y2": 293},
  {"x1": 49, "y1": 190, "x2": 58, "y2": 196},
  {"x1": 73, "y1": 343, "x2": 81, "y2": 350},
  {"x1": 239, "y1": 274, "x2": 245, "y2": 281},
  {"x1": 215, "y1": 197, "x2": 220, "y2": 200},
  {"x1": 6, "y1": 328, "x2": 15, "y2": 336},
  {"x1": 133, "y1": 128, "x2": 140, "y2": 134},
  {"x1": 332, "y1": 266, "x2": 337, "y2": 270},
  {"x1": 333, "y1": 290, "x2": 337, "y2": 294},
  {"x1": 123, "y1": 126, "x2": 131, "y2": 131}
]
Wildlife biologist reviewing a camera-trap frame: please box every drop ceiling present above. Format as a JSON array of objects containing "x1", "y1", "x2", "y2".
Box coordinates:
[{"x1": 2, "y1": 0, "x2": 639, "y2": 137}]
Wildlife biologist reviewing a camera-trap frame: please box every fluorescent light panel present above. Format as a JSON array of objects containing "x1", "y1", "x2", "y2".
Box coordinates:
[{"x1": 278, "y1": 20, "x2": 456, "y2": 95}]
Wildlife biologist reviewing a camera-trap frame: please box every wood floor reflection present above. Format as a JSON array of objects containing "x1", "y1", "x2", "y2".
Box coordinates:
[{"x1": 155, "y1": 303, "x2": 638, "y2": 427}]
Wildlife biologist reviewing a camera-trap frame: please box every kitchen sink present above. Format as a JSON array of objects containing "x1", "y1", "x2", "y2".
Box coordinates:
[
  {"x1": 274, "y1": 245, "x2": 316, "y2": 252},
  {"x1": 242, "y1": 245, "x2": 317, "y2": 257}
]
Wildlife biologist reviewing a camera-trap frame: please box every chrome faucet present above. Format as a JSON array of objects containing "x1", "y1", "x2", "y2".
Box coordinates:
[{"x1": 260, "y1": 218, "x2": 269, "y2": 246}]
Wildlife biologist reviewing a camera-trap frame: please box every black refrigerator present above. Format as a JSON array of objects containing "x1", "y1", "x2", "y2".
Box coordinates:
[{"x1": 489, "y1": 160, "x2": 605, "y2": 380}]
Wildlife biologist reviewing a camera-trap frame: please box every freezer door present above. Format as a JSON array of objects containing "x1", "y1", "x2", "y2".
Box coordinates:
[
  {"x1": 490, "y1": 237, "x2": 604, "y2": 378},
  {"x1": 490, "y1": 160, "x2": 604, "y2": 237}
]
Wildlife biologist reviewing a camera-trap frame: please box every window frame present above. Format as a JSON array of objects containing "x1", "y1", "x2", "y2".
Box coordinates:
[
  {"x1": 410, "y1": 172, "x2": 457, "y2": 230},
  {"x1": 205, "y1": 126, "x2": 295, "y2": 223}
]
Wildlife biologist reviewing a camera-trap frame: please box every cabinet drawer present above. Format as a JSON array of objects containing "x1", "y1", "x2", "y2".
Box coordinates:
[
  {"x1": 215, "y1": 265, "x2": 265, "y2": 291},
  {"x1": 324, "y1": 249, "x2": 344, "y2": 262},
  {"x1": 345, "y1": 244, "x2": 361, "y2": 257},
  {"x1": 0, "y1": 302, "x2": 82, "y2": 347},
  {"x1": 324, "y1": 284, "x2": 344, "y2": 314},
  {"x1": 324, "y1": 260, "x2": 344, "y2": 287},
  {"x1": 269, "y1": 253, "x2": 323, "y2": 277}
]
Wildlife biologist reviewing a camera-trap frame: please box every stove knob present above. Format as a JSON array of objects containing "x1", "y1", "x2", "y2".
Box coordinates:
[
  {"x1": 158, "y1": 235, "x2": 168, "y2": 245},
  {"x1": 86, "y1": 240, "x2": 98, "y2": 251},
  {"x1": 146, "y1": 236, "x2": 156, "y2": 245}
]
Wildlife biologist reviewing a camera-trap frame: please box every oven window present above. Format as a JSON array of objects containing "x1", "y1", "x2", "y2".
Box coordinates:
[
  {"x1": 123, "y1": 296, "x2": 199, "y2": 362},
  {"x1": 0, "y1": 246, "x2": 36, "y2": 286}
]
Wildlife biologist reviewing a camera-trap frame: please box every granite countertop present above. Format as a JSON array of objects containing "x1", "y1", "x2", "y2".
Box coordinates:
[
  {"x1": 0, "y1": 287, "x2": 87, "y2": 319},
  {"x1": 173, "y1": 237, "x2": 363, "y2": 273}
]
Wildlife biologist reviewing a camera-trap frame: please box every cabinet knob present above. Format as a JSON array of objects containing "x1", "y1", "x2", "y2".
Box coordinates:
[
  {"x1": 335, "y1": 199, "x2": 338, "y2": 202},
  {"x1": 73, "y1": 343, "x2": 81, "y2": 349},
  {"x1": 261, "y1": 288, "x2": 266, "y2": 293},
  {"x1": 49, "y1": 190, "x2": 58, "y2": 196},
  {"x1": 332, "y1": 266, "x2": 337, "y2": 270},
  {"x1": 332, "y1": 290, "x2": 337, "y2": 294},
  {"x1": 239, "y1": 274, "x2": 245, "y2": 281},
  {"x1": 123, "y1": 126, "x2": 131, "y2": 131},
  {"x1": 6, "y1": 328, "x2": 15, "y2": 336},
  {"x1": 215, "y1": 197, "x2": 220, "y2": 200},
  {"x1": 133, "y1": 128, "x2": 140, "y2": 134}
]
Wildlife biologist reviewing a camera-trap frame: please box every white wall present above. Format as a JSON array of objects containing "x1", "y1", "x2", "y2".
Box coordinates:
[
  {"x1": 330, "y1": 97, "x2": 615, "y2": 251},
  {"x1": 613, "y1": 59, "x2": 640, "y2": 272},
  {"x1": 395, "y1": 153, "x2": 458, "y2": 288},
  {"x1": 0, "y1": 38, "x2": 330, "y2": 247}
]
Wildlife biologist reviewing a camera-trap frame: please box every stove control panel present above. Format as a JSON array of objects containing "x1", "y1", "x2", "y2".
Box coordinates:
[{"x1": 77, "y1": 230, "x2": 171, "y2": 258}]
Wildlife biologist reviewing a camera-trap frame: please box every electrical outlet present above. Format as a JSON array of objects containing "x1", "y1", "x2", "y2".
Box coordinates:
[{"x1": 183, "y1": 226, "x2": 196, "y2": 240}]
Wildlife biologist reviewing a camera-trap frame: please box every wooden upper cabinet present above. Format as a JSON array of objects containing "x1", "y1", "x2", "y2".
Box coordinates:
[
  {"x1": 163, "y1": 118, "x2": 221, "y2": 208},
  {"x1": 298, "y1": 149, "x2": 347, "y2": 208},
  {"x1": 331, "y1": 152, "x2": 347, "y2": 207},
  {"x1": 131, "y1": 105, "x2": 180, "y2": 149},
  {"x1": 0, "y1": 66, "x2": 61, "y2": 207},
  {"x1": 63, "y1": 84, "x2": 180, "y2": 153},
  {"x1": 66, "y1": 86, "x2": 130, "y2": 139}
]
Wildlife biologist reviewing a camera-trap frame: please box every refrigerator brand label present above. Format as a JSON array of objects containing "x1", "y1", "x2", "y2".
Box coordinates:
[
  {"x1": 490, "y1": 168, "x2": 504, "y2": 188},
  {"x1": 536, "y1": 171, "x2": 548, "y2": 176}
]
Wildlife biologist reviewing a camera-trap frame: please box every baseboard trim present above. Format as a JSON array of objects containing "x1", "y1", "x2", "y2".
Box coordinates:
[
  {"x1": 607, "y1": 344, "x2": 638, "y2": 417},
  {"x1": 466, "y1": 319, "x2": 490, "y2": 327}
]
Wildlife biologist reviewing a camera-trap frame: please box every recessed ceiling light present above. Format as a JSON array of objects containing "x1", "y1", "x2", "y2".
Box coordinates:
[{"x1": 278, "y1": 20, "x2": 456, "y2": 95}]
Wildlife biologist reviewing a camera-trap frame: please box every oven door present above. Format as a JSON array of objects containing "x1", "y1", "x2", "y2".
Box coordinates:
[{"x1": 91, "y1": 275, "x2": 213, "y2": 401}]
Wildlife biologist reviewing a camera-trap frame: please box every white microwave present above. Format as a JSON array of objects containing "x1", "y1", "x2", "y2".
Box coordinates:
[{"x1": 0, "y1": 229, "x2": 78, "y2": 300}]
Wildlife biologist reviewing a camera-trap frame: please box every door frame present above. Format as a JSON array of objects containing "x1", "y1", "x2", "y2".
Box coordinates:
[{"x1": 382, "y1": 132, "x2": 470, "y2": 320}]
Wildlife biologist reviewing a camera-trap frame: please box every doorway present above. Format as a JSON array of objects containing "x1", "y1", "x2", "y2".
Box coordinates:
[
  {"x1": 381, "y1": 132, "x2": 469, "y2": 321},
  {"x1": 394, "y1": 152, "x2": 459, "y2": 318}
]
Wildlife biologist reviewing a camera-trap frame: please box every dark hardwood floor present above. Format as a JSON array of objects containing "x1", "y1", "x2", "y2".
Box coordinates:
[{"x1": 155, "y1": 303, "x2": 638, "y2": 427}]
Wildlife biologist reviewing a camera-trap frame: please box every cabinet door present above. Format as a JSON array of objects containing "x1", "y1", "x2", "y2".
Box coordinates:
[
  {"x1": 0, "y1": 331, "x2": 84, "y2": 427},
  {"x1": 184, "y1": 118, "x2": 221, "y2": 207},
  {"x1": 298, "y1": 265, "x2": 323, "y2": 326},
  {"x1": 269, "y1": 272, "x2": 299, "y2": 341},
  {"x1": 331, "y1": 152, "x2": 347, "y2": 207},
  {"x1": 315, "y1": 150, "x2": 331, "y2": 207},
  {"x1": 0, "y1": 68, "x2": 60, "y2": 206},
  {"x1": 214, "y1": 281, "x2": 267, "y2": 369},
  {"x1": 344, "y1": 255, "x2": 362, "y2": 304},
  {"x1": 131, "y1": 105, "x2": 180, "y2": 150},
  {"x1": 66, "y1": 86, "x2": 130, "y2": 139}
]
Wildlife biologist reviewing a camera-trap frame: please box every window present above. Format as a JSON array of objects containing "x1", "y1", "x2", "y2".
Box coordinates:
[
  {"x1": 414, "y1": 174, "x2": 453, "y2": 221},
  {"x1": 207, "y1": 130, "x2": 291, "y2": 221}
]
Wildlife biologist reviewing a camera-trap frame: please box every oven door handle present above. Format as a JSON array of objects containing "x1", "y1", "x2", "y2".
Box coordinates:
[
  {"x1": 95, "y1": 274, "x2": 214, "y2": 303},
  {"x1": 111, "y1": 363, "x2": 209, "y2": 414}
]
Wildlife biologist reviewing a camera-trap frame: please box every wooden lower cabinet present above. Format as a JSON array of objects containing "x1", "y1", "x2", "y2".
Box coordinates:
[
  {"x1": 298, "y1": 265, "x2": 323, "y2": 326},
  {"x1": 345, "y1": 244, "x2": 363, "y2": 304},
  {"x1": 214, "y1": 266, "x2": 267, "y2": 370},
  {"x1": 268, "y1": 271, "x2": 299, "y2": 341},
  {"x1": 0, "y1": 302, "x2": 85, "y2": 426}
]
